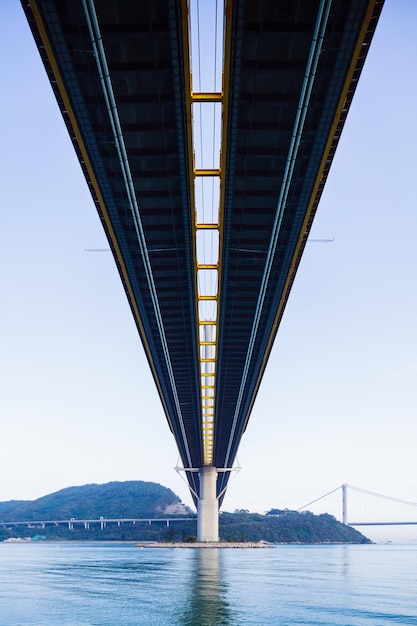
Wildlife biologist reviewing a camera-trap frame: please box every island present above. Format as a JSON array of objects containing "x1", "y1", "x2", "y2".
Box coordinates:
[{"x1": 0, "y1": 481, "x2": 370, "y2": 544}]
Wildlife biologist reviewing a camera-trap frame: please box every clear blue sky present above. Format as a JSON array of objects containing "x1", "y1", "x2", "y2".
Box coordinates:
[{"x1": 1, "y1": 1, "x2": 416, "y2": 541}]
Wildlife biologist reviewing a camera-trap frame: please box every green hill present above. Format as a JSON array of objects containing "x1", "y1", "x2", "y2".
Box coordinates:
[
  {"x1": 220, "y1": 510, "x2": 370, "y2": 544},
  {"x1": 0, "y1": 481, "x2": 187, "y2": 522}
]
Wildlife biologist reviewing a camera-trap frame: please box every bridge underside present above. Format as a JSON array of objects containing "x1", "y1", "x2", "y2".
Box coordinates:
[{"x1": 23, "y1": 0, "x2": 383, "y2": 507}]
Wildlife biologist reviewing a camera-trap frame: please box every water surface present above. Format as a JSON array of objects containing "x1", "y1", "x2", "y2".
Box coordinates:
[{"x1": 1, "y1": 543, "x2": 416, "y2": 625}]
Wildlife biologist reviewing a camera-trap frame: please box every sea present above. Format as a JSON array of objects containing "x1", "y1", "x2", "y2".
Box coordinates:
[{"x1": 0, "y1": 542, "x2": 416, "y2": 625}]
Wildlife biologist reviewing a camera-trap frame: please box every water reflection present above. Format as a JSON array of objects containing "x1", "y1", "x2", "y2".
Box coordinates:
[
  {"x1": 340, "y1": 544, "x2": 350, "y2": 578},
  {"x1": 181, "y1": 549, "x2": 234, "y2": 626}
]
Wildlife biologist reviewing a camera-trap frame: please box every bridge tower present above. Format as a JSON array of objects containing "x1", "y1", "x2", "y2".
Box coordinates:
[
  {"x1": 342, "y1": 483, "x2": 347, "y2": 525},
  {"x1": 197, "y1": 467, "x2": 219, "y2": 542}
]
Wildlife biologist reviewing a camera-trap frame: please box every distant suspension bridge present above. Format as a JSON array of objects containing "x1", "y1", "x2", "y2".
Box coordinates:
[{"x1": 298, "y1": 484, "x2": 417, "y2": 527}]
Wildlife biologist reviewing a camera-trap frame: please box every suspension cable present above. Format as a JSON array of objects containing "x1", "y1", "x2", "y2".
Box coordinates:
[
  {"x1": 297, "y1": 485, "x2": 343, "y2": 512},
  {"x1": 346, "y1": 484, "x2": 417, "y2": 508}
]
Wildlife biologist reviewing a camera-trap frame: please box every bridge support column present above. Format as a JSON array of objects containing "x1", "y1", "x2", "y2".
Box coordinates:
[{"x1": 197, "y1": 467, "x2": 219, "y2": 542}]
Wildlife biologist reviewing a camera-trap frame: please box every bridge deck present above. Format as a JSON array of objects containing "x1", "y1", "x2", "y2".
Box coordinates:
[{"x1": 22, "y1": 0, "x2": 383, "y2": 503}]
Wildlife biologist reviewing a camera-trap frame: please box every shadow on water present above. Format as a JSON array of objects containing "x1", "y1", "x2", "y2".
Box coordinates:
[{"x1": 180, "y1": 549, "x2": 235, "y2": 626}]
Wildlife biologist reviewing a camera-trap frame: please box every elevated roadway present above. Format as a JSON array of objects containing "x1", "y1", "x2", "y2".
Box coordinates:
[
  {"x1": 1, "y1": 517, "x2": 194, "y2": 530},
  {"x1": 22, "y1": 0, "x2": 383, "y2": 540}
]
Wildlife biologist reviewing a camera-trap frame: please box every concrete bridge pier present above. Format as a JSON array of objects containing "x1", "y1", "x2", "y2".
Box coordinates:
[{"x1": 197, "y1": 466, "x2": 219, "y2": 542}]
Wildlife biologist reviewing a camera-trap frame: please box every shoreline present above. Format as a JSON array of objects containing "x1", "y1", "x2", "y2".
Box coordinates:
[
  {"x1": 135, "y1": 541, "x2": 272, "y2": 549},
  {"x1": 2, "y1": 538, "x2": 372, "y2": 546}
]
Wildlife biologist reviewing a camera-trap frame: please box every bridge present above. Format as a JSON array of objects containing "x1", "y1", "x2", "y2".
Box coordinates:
[
  {"x1": 22, "y1": 0, "x2": 384, "y2": 541},
  {"x1": 1, "y1": 517, "x2": 194, "y2": 531},
  {"x1": 299, "y1": 484, "x2": 417, "y2": 527}
]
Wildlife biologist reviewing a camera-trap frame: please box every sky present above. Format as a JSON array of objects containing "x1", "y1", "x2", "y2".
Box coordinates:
[{"x1": 1, "y1": 1, "x2": 416, "y2": 542}]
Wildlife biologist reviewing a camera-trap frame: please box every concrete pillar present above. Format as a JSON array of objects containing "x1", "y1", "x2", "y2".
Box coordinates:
[{"x1": 197, "y1": 466, "x2": 219, "y2": 542}]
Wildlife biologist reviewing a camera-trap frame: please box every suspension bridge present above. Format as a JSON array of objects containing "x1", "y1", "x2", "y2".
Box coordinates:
[
  {"x1": 299, "y1": 485, "x2": 417, "y2": 527},
  {"x1": 21, "y1": 0, "x2": 384, "y2": 541}
]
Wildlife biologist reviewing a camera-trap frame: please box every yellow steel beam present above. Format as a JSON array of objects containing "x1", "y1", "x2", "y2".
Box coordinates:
[
  {"x1": 191, "y1": 92, "x2": 223, "y2": 102},
  {"x1": 197, "y1": 264, "x2": 218, "y2": 270},
  {"x1": 194, "y1": 168, "x2": 221, "y2": 177},
  {"x1": 196, "y1": 223, "x2": 219, "y2": 230}
]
